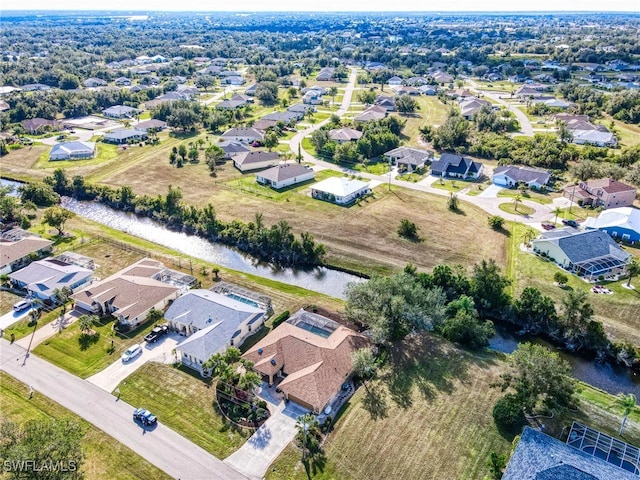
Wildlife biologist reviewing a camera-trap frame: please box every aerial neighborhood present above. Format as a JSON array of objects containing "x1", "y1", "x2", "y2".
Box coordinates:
[{"x1": 1, "y1": 9, "x2": 640, "y2": 480}]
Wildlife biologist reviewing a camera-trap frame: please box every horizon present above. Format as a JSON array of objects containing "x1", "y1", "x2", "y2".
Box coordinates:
[{"x1": 1, "y1": 4, "x2": 639, "y2": 13}]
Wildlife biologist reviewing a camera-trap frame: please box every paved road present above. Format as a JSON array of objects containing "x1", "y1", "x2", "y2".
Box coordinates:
[
  {"x1": 466, "y1": 79, "x2": 534, "y2": 137},
  {"x1": 0, "y1": 340, "x2": 248, "y2": 480}
]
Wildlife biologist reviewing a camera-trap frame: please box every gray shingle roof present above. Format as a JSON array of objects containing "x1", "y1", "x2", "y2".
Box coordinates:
[
  {"x1": 256, "y1": 164, "x2": 314, "y2": 183},
  {"x1": 494, "y1": 165, "x2": 551, "y2": 185},
  {"x1": 502, "y1": 427, "x2": 637, "y2": 480},
  {"x1": 539, "y1": 228, "x2": 631, "y2": 264}
]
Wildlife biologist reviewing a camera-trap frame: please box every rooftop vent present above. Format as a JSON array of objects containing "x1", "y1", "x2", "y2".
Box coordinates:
[
  {"x1": 258, "y1": 348, "x2": 263, "y2": 355},
  {"x1": 270, "y1": 359, "x2": 276, "y2": 366}
]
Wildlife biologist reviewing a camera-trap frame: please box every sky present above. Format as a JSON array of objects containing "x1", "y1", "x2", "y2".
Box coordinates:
[{"x1": 1, "y1": 1, "x2": 639, "y2": 12}]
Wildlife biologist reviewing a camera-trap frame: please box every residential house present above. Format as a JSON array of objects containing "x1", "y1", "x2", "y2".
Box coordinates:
[
  {"x1": 554, "y1": 113, "x2": 617, "y2": 148},
  {"x1": 418, "y1": 85, "x2": 437, "y2": 95},
  {"x1": 502, "y1": 425, "x2": 637, "y2": 480},
  {"x1": 405, "y1": 76, "x2": 429, "y2": 86},
  {"x1": 102, "y1": 128, "x2": 148, "y2": 144},
  {"x1": 364, "y1": 61, "x2": 385, "y2": 71},
  {"x1": 492, "y1": 165, "x2": 551, "y2": 190},
  {"x1": 215, "y1": 99, "x2": 246, "y2": 110},
  {"x1": 563, "y1": 179, "x2": 636, "y2": 209},
  {"x1": 0, "y1": 233, "x2": 53, "y2": 275},
  {"x1": 354, "y1": 105, "x2": 387, "y2": 123},
  {"x1": 316, "y1": 67, "x2": 335, "y2": 81},
  {"x1": 430, "y1": 71, "x2": 453, "y2": 84},
  {"x1": 72, "y1": 258, "x2": 193, "y2": 329},
  {"x1": 21, "y1": 83, "x2": 51, "y2": 92},
  {"x1": 256, "y1": 164, "x2": 315, "y2": 189},
  {"x1": 49, "y1": 142, "x2": 96, "y2": 161},
  {"x1": 242, "y1": 309, "x2": 369, "y2": 413},
  {"x1": 231, "y1": 94, "x2": 253, "y2": 104},
  {"x1": 430, "y1": 153, "x2": 483, "y2": 179},
  {"x1": 144, "y1": 91, "x2": 192, "y2": 109},
  {"x1": 221, "y1": 127, "x2": 265, "y2": 144},
  {"x1": 9, "y1": 258, "x2": 93, "y2": 303},
  {"x1": 135, "y1": 119, "x2": 167, "y2": 132},
  {"x1": 288, "y1": 103, "x2": 315, "y2": 116},
  {"x1": 245, "y1": 84, "x2": 258, "y2": 96},
  {"x1": 375, "y1": 95, "x2": 396, "y2": 111},
  {"x1": 218, "y1": 140, "x2": 251, "y2": 159},
  {"x1": 459, "y1": 97, "x2": 491, "y2": 120},
  {"x1": 387, "y1": 75, "x2": 403, "y2": 86},
  {"x1": 303, "y1": 90, "x2": 324, "y2": 105},
  {"x1": 21, "y1": 118, "x2": 59, "y2": 134},
  {"x1": 252, "y1": 119, "x2": 279, "y2": 131},
  {"x1": 261, "y1": 111, "x2": 300, "y2": 124},
  {"x1": 531, "y1": 228, "x2": 631, "y2": 280},
  {"x1": 166, "y1": 289, "x2": 267, "y2": 376},
  {"x1": 329, "y1": 128, "x2": 363, "y2": 143},
  {"x1": 392, "y1": 86, "x2": 420, "y2": 96},
  {"x1": 103, "y1": 105, "x2": 140, "y2": 119},
  {"x1": 384, "y1": 146, "x2": 433, "y2": 173},
  {"x1": 584, "y1": 207, "x2": 640, "y2": 243},
  {"x1": 224, "y1": 76, "x2": 245, "y2": 86},
  {"x1": 84, "y1": 77, "x2": 108, "y2": 88},
  {"x1": 0, "y1": 100, "x2": 10, "y2": 111},
  {"x1": 311, "y1": 177, "x2": 371, "y2": 205},
  {"x1": 114, "y1": 77, "x2": 131, "y2": 86},
  {"x1": 233, "y1": 151, "x2": 280, "y2": 172}
]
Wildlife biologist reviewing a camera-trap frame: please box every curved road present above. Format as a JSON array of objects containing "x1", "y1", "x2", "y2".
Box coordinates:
[
  {"x1": 289, "y1": 69, "x2": 561, "y2": 226},
  {"x1": 0, "y1": 340, "x2": 251, "y2": 480}
]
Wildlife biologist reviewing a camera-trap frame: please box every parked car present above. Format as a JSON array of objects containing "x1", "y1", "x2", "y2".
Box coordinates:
[
  {"x1": 121, "y1": 344, "x2": 142, "y2": 362},
  {"x1": 541, "y1": 222, "x2": 556, "y2": 230},
  {"x1": 133, "y1": 408, "x2": 157, "y2": 426},
  {"x1": 12, "y1": 300, "x2": 30, "y2": 312},
  {"x1": 144, "y1": 324, "x2": 169, "y2": 343},
  {"x1": 562, "y1": 219, "x2": 579, "y2": 228}
]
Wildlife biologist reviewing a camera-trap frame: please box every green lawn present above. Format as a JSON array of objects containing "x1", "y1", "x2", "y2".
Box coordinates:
[
  {"x1": 0, "y1": 372, "x2": 171, "y2": 480},
  {"x1": 354, "y1": 159, "x2": 390, "y2": 176},
  {"x1": 34, "y1": 143, "x2": 119, "y2": 170},
  {"x1": 431, "y1": 178, "x2": 472, "y2": 192},
  {"x1": 116, "y1": 362, "x2": 251, "y2": 459},
  {"x1": 507, "y1": 222, "x2": 640, "y2": 345},
  {"x1": 33, "y1": 316, "x2": 159, "y2": 378},
  {"x1": 4, "y1": 305, "x2": 67, "y2": 341},
  {"x1": 266, "y1": 333, "x2": 640, "y2": 480},
  {"x1": 497, "y1": 188, "x2": 555, "y2": 205},
  {"x1": 498, "y1": 202, "x2": 535, "y2": 216}
]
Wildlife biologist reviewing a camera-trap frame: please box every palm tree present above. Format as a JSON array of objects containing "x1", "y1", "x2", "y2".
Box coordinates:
[
  {"x1": 328, "y1": 86, "x2": 338, "y2": 106},
  {"x1": 513, "y1": 194, "x2": 522, "y2": 212},
  {"x1": 626, "y1": 260, "x2": 640, "y2": 288},
  {"x1": 296, "y1": 413, "x2": 320, "y2": 460},
  {"x1": 618, "y1": 393, "x2": 637, "y2": 435},
  {"x1": 553, "y1": 207, "x2": 563, "y2": 225},
  {"x1": 521, "y1": 226, "x2": 538, "y2": 247},
  {"x1": 78, "y1": 314, "x2": 98, "y2": 336}
]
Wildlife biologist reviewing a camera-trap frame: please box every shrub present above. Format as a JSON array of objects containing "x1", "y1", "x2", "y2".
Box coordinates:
[
  {"x1": 488, "y1": 215, "x2": 505, "y2": 230},
  {"x1": 554, "y1": 272, "x2": 569, "y2": 286},
  {"x1": 493, "y1": 394, "x2": 525, "y2": 431},
  {"x1": 271, "y1": 310, "x2": 290, "y2": 328},
  {"x1": 397, "y1": 218, "x2": 419, "y2": 240}
]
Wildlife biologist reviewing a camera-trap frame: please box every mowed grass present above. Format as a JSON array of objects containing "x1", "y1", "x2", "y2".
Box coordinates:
[
  {"x1": 507, "y1": 222, "x2": 640, "y2": 345},
  {"x1": 497, "y1": 188, "x2": 556, "y2": 205},
  {"x1": 267, "y1": 334, "x2": 512, "y2": 480},
  {"x1": 0, "y1": 372, "x2": 171, "y2": 480},
  {"x1": 33, "y1": 316, "x2": 158, "y2": 378},
  {"x1": 116, "y1": 362, "x2": 251, "y2": 459},
  {"x1": 498, "y1": 202, "x2": 535, "y2": 216}
]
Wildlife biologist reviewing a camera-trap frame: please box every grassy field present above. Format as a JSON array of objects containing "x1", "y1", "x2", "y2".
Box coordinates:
[
  {"x1": 266, "y1": 333, "x2": 640, "y2": 480},
  {"x1": 116, "y1": 362, "x2": 251, "y2": 459},
  {"x1": 597, "y1": 114, "x2": 640, "y2": 148},
  {"x1": 497, "y1": 188, "x2": 556, "y2": 205},
  {"x1": 0, "y1": 372, "x2": 171, "y2": 480},
  {"x1": 33, "y1": 315, "x2": 159, "y2": 378},
  {"x1": 430, "y1": 178, "x2": 471, "y2": 193},
  {"x1": 507, "y1": 222, "x2": 640, "y2": 345}
]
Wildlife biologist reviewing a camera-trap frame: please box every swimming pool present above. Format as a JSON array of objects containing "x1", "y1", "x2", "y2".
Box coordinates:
[
  {"x1": 296, "y1": 321, "x2": 332, "y2": 338},
  {"x1": 226, "y1": 293, "x2": 260, "y2": 308}
]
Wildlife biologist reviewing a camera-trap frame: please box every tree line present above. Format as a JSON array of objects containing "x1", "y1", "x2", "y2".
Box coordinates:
[{"x1": 36, "y1": 169, "x2": 326, "y2": 267}]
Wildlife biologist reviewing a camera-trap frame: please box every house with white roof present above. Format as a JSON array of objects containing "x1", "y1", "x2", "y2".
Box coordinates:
[
  {"x1": 49, "y1": 142, "x2": 96, "y2": 161},
  {"x1": 9, "y1": 258, "x2": 93, "y2": 303},
  {"x1": 310, "y1": 177, "x2": 371, "y2": 205},
  {"x1": 166, "y1": 289, "x2": 267, "y2": 376},
  {"x1": 103, "y1": 105, "x2": 140, "y2": 119},
  {"x1": 221, "y1": 127, "x2": 265, "y2": 144},
  {"x1": 584, "y1": 207, "x2": 640, "y2": 243},
  {"x1": 256, "y1": 164, "x2": 315, "y2": 189},
  {"x1": 103, "y1": 128, "x2": 147, "y2": 144}
]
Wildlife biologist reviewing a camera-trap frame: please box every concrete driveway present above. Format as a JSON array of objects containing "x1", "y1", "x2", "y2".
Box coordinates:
[
  {"x1": 87, "y1": 333, "x2": 180, "y2": 392},
  {"x1": 0, "y1": 306, "x2": 33, "y2": 331},
  {"x1": 477, "y1": 184, "x2": 503, "y2": 198},
  {"x1": 224, "y1": 400, "x2": 309, "y2": 479},
  {"x1": 0, "y1": 339, "x2": 248, "y2": 480}
]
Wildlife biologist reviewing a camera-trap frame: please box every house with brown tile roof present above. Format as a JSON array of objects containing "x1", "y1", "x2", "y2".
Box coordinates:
[
  {"x1": 71, "y1": 258, "x2": 189, "y2": 328},
  {"x1": 564, "y1": 179, "x2": 637, "y2": 209},
  {"x1": 243, "y1": 309, "x2": 369, "y2": 413},
  {"x1": 0, "y1": 236, "x2": 54, "y2": 275}
]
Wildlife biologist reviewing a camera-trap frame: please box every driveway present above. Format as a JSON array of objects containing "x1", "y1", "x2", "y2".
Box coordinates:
[
  {"x1": 0, "y1": 339, "x2": 248, "y2": 480},
  {"x1": 0, "y1": 306, "x2": 33, "y2": 331},
  {"x1": 87, "y1": 334, "x2": 180, "y2": 392},
  {"x1": 477, "y1": 184, "x2": 503, "y2": 198},
  {"x1": 224, "y1": 399, "x2": 309, "y2": 479}
]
